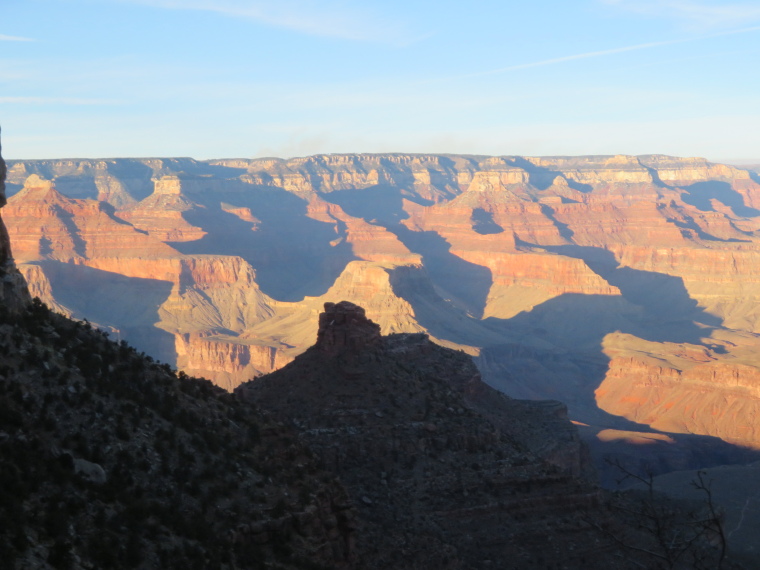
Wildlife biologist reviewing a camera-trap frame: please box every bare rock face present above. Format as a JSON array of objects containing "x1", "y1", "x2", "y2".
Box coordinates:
[
  {"x1": 7, "y1": 151, "x2": 760, "y2": 475},
  {"x1": 5, "y1": 174, "x2": 179, "y2": 261},
  {"x1": 175, "y1": 332, "x2": 293, "y2": 391},
  {"x1": 316, "y1": 300, "x2": 381, "y2": 354},
  {"x1": 117, "y1": 175, "x2": 207, "y2": 242},
  {"x1": 598, "y1": 353, "x2": 760, "y2": 447},
  {"x1": 0, "y1": 130, "x2": 30, "y2": 312}
]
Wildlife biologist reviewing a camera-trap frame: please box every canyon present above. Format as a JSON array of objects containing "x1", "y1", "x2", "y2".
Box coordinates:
[
  {"x1": 6, "y1": 152, "x2": 760, "y2": 465},
  {"x1": 0, "y1": 130, "x2": 750, "y2": 567}
]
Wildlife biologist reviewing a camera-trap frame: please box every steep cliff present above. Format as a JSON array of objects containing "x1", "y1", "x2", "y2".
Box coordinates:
[
  {"x1": 597, "y1": 331, "x2": 760, "y2": 446},
  {"x1": 8, "y1": 151, "x2": 760, "y2": 463},
  {"x1": 116, "y1": 175, "x2": 207, "y2": 242},
  {"x1": 0, "y1": 136, "x2": 741, "y2": 566},
  {"x1": 0, "y1": 131, "x2": 30, "y2": 312}
]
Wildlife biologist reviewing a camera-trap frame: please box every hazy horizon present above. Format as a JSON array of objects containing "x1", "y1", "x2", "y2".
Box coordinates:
[{"x1": 4, "y1": 150, "x2": 760, "y2": 167}]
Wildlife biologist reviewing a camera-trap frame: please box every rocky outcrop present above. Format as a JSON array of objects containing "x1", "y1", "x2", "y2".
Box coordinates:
[
  {"x1": 597, "y1": 352, "x2": 760, "y2": 447},
  {"x1": 237, "y1": 303, "x2": 657, "y2": 569},
  {"x1": 175, "y1": 332, "x2": 293, "y2": 391},
  {"x1": 5, "y1": 174, "x2": 179, "y2": 261},
  {"x1": 236, "y1": 302, "x2": 740, "y2": 568},
  {"x1": 316, "y1": 301, "x2": 381, "y2": 354},
  {"x1": 0, "y1": 295, "x2": 357, "y2": 569},
  {"x1": 0, "y1": 130, "x2": 30, "y2": 312},
  {"x1": 116, "y1": 175, "x2": 207, "y2": 242},
  {"x1": 8, "y1": 151, "x2": 760, "y2": 461}
]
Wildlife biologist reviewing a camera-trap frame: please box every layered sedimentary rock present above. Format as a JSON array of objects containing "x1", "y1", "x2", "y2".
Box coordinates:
[
  {"x1": 116, "y1": 175, "x2": 207, "y2": 242},
  {"x1": 3, "y1": 136, "x2": 731, "y2": 567},
  {"x1": 596, "y1": 332, "x2": 760, "y2": 447},
  {"x1": 5, "y1": 174, "x2": 179, "y2": 261},
  {"x1": 174, "y1": 332, "x2": 293, "y2": 391},
  {"x1": 7, "y1": 151, "x2": 760, "y2": 463}
]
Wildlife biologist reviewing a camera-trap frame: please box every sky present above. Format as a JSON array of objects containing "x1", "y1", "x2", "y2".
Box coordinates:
[{"x1": 1, "y1": 0, "x2": 760, "y2": 161}]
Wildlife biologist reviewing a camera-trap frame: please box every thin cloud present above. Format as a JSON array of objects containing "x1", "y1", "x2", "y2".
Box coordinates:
[
  {"x1": 116, "y1": 0, "x2": 415, "y2": 44},
  {"x1": 452, "y1": 24, "x2": 760, "y2": 80},
  {"x1": 0, "y1": 35, "x2": 34, "y2": 42},
  {"x1": 0, "y1": 97, "x2": 123, "y2": 105},
  {"x1": 600, "y1": 1, "x2": 760, "y2": 30}
]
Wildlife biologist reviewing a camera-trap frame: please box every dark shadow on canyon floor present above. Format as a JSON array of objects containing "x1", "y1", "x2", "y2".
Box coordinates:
[
  {"x1": 35, "y1": 260, "x2": 177, "y2": 364},
  {"x1": 172, "y1": 185, "x2": 357, "y2": 301},
  {"x1": 321, "y1": 184, "x2": 494, "y2": 317},
  {"x1": 471, "y1": 208, "x2": 503, "y2": 235},
  {"x1": 321, "y1": 184, "x2": 425, "y2": 226},
  {"x1": 544, "y1": 245, "x2": 722, "y2": 335},
  {"x1": 384, "y1": 240, "x2": 760, "y2": 482},
  {"x1": 680, "y1": 180, "x2": 760, "y2": 218},
  {"x1": 391, "y1": 225, "x2": 492, "y2": 318}
]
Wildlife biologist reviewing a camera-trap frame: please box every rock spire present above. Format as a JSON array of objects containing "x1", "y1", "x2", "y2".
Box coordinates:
[{"x1": 316, "y1": 301, "x2": 381, "y2": 354}]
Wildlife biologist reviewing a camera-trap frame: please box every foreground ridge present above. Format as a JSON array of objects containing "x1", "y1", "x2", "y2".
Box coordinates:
[
  {"x1": 0, "y1": 135, "x2": 359, "y2": 568},
  {"x1": 237, "y1": 301, "x2": 734, "y2": 569}
]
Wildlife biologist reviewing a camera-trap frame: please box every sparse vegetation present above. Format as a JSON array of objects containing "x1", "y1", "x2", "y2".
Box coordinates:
[
  {"x1": 0, "y1": 299, "x2": 351, "y2": 569},
  {"x1": 594, "y1": 459, "x2": 729, "y2": 569}
]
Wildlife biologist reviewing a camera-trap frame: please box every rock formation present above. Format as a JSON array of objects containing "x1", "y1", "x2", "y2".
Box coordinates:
[
  {"x1": 7, "y1": 151, "x2": 760, "y2": 471},
  {"x1": 237, "y1": 302, "x2": 730, "y2": 569},
  {"x1": 0, "y1": 291, "x2": 357, "y2": 570},
  {"x1": 315, "y1": 300, "x2": 381, "y2": 354},
  {"x1": 0, "y1": 132, "x2": 359, "y2": 569},
  {"x1": 0, "y1": 130, "x2": 30, "y2": 312},
  {"x1": 596, "y1": 332, "x2": 760, "y2": 447},
  {"x1": 0, "y1": 130, "x2": 745, "y2": 566}
]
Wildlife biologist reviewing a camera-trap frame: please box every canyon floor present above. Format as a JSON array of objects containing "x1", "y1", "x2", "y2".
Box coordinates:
[{"x1": 6, "y1": 153, "x2": 760, "y2": 479}]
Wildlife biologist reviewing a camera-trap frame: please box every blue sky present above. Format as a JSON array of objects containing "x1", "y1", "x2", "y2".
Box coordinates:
[{"x1": 1, "y1": 0, "x2": 759, "y2": 160}]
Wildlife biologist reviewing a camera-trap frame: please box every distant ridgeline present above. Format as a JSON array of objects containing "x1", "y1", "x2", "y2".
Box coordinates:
[{"x1": 5, "y1": 152, "x2": 760, "y2": 471}]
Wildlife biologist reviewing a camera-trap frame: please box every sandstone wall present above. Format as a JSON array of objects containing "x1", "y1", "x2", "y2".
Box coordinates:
[{"x1": 7, "y1": 151, "x2": 760, "y2": 456}]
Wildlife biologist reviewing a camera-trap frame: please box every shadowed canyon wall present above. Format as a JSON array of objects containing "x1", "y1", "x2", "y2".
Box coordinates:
[
  {"x1": 7, "y1": 152, "x2": 760, "y2": 460},
  {"x1": 0, "y1": 131, "x2": 31, "y2": 312}
]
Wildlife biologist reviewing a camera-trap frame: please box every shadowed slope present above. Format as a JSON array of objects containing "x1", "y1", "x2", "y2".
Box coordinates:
[{"x1": 237, "y1": 301, "x2": 734, "y2": 569}]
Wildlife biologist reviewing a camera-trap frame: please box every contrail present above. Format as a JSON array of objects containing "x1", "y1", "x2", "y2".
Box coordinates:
[
  {"x1": 0, "y1": 35, "x2": 34, "y2": 42},
  {"x1": 456, "y1": 24, "x2": 760, "y2": 79}
]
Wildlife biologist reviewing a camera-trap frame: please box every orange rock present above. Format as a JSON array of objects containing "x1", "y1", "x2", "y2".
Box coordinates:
[{"x1": 7, "y1": 150, "x2": 760, "y2": 455}]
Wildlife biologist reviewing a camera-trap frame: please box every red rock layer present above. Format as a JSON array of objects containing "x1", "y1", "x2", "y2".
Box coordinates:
[
  {"x1": 5, "y1": 175, "x2": 178, "y2": 261},
  {"x1": 175, "y1": 332, "x2": 293, "y2": 391},
  {"x1": 7, "y1": 151, "x2": 760, "y2": 459},
  {"x1": 597, "y1": 356, "x2": 760, "y2": 447},
  {"x1": 305, "y1": 195, "x2": 421, "y2": 265},
  {"x1": 116, "y1": 176, "x2": 206, "y2": 242}
]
